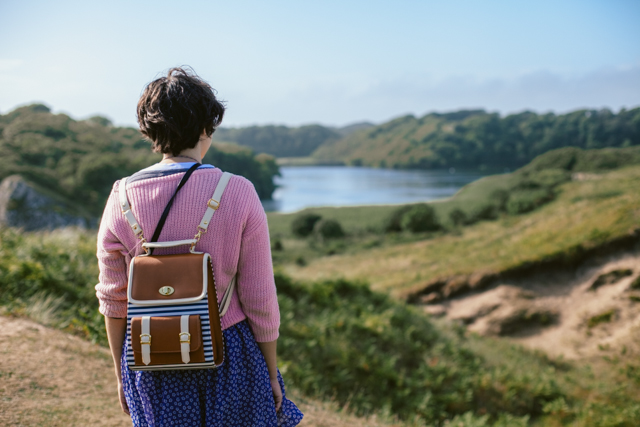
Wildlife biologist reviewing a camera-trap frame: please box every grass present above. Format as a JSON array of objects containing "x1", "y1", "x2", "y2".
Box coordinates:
[
  {"x1": 275, "y1": 165, "x2": 640, "y2": 297},
  {"x1": 588, "y1": 309, "x2": 617, "y2": 328}
]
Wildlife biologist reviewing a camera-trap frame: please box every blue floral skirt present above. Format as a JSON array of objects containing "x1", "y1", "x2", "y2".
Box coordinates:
[{"x1": 121, "y1": 320, "x2": 303, "y2": 426}]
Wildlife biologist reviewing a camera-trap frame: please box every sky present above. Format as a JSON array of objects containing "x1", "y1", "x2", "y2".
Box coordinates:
[{"x1": 1, "y1": 0, "x2": 639, "y2": 128}]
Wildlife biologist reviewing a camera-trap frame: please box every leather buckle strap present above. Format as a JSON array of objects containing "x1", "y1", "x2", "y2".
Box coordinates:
[
  {"x1": 119, "y1": 177, "x2": 148, "y2": 251},
  {"x1": 180, "y1": 315, "x2": 190, "y2": 364},
  {"x1": 179, "y1": 332, "x2": 191, "y2": 343},
  {"x1": 207, "y1": 198, "x2": 220, "y2": 210},
  {"x1": 141, "y1": 316, "x2": 151, "y2": 365},
  {"x1": 192, "y1": 172, "x2": 233, "y2": 251}
]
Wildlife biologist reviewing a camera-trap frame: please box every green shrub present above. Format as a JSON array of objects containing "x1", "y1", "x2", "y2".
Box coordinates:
[
  {"x1": 505, "y1": 189, "x2": 554, "y2": 215},
  {"x1": 588, "y1": 309, "x2": 616, "y2": 328},
  {"x1": 314, "y1": 219, "x2": 345, "y2": 239},
  {"x1": 400, "y1": 204, "x2": 440, "y2": 232},
  {"x1": 523, "y1": 169, "x2": 571, "y2": 188},
  {"x1": 291, "y1": 213, "x2": 322, "y2": 237},
  {"x1": 449, "y1": 208, "x2": 467, "y2": 226},
  {"x1": 489, "y1": 189, "x2": 510, "y2": 211},
  {"x1": 383, "y1": 205, "x2": 413, "y2": 233},
  {"x1": 271, "y1": 238, "x2": 283, "y2": 251},
  {"x1": 467, "y1": 203, "x2": 499, "y2": 223}
]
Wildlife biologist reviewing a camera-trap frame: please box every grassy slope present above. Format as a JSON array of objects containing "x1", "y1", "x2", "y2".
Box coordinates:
[
  {"x1": 0, "y1": 316, "x2": 404, "y2": 427},
  {"x1": 273, "y1": 165, "x2": 640, "y2": 297}
]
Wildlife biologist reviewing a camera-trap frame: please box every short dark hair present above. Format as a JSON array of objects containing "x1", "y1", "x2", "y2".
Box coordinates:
[{"x1": 137, "y1": 67, "x2": 225, "y2": 156}]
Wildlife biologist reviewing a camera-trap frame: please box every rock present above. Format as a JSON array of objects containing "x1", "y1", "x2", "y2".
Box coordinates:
[{"x1": 0, "y1": 175, "x2": 93, "y2": 231}]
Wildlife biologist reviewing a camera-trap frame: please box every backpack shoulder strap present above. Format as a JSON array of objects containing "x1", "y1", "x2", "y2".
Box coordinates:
[
  {"x1": 219, "y1": 276, "x2": 236, "y2": 317},
  {"x1": 119, "y1": 177, "x2": 145, "y2": 239},
  {"x1": 197, "y1": 172, "x2": 233, "y2": 231},
  {"x1": 195, "y1": 171, "x2": 235, "y2": 317}
]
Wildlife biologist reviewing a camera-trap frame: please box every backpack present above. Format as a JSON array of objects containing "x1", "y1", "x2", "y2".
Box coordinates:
[{"x1": 119, "y1": 164, "x2": 235, "y2": 371}]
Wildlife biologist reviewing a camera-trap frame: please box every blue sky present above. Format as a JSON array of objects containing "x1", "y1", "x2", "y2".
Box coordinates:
[{"x1": 1, "y1": 0, "x2": 638, "y2": 127}]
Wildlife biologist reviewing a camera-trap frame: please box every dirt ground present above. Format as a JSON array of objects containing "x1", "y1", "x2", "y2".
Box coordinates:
[
  {"x1": 427, "y1": 249, "x2": 640, "y2": 359},
  {"x1": 0, "y1": 316, "x2": 400, "y2": 427}
]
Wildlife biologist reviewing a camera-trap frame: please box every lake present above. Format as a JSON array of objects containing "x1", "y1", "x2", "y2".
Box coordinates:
[{"x1": 261, "y1": 166, "x2": 489, "y2": 213}]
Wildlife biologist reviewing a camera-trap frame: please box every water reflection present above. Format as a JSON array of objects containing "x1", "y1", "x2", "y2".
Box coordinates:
[{"x1": 262, "y1": 166, "x2": 489, "y2": 213}]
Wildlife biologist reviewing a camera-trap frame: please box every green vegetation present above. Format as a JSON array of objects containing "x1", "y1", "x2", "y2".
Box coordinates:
[
  {"x1": 268, "y1": 147, "x2": 640, "y2": 297},
  {"x1": 588, "y1": 309, "x2": 617, "y2": 328},
  {"x1": 313, "y1": 218, "x2": 345, "y2": 239},
  {"x1": 1, "y1": 227, "x2": 639, "y2": 425},
  {"x1": 213, "y1": 122, "x2": 375, "y2": 158},
  {"x1": 0, "y1": 104, "x2": 280, "y2": 217},
  {"x1": 213, "y1": 124, "x2": 342, "y2": 157},
  {"x1": 312, "y1": 108, "x2": 640, "y2": 170},
  {"x1": 399, "y1": 204, "x2": 441, "y2": 232},
  {"x1": 291, "y1": 213, "x2": 323, "y2": 237},
  {"x1": 590, "y1": 269, "x2": 634, "y2": 291}
]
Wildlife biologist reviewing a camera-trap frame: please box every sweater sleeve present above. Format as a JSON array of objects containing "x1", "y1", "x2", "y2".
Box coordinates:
[
  {"x1": 236, "y1": 181, "x2": 280, "y2": 342},
  {"x1": 95, "y1": 183, "x2": 129, "y2": 318}
]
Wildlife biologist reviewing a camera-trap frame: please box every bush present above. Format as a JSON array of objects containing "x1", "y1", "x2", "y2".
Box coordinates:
[
  {"x1": 467, "y1": 203, "x2": 500, "y2": 223},
  {"x1": 314, "y1": 219, "x2": 345, "y2": 239},
  {"x1": 383, "y1": 205, "x2": 413, "y2": 233},
  {"x1": 271, "y1": 238, "x2": 283, "y2": 251},
  {"x1": 291, "y1": 213, "x2": 322, "y2": 237},
  {"x1": 506, "y1": 189, "x2": 554, "y2": 215},
  {"x1": 449, "y1": 208, "x2": 467, "y2": 226},
  {"x1": 489, "y1": 189, "x2": 510, "y2": 211},
  {"x1": 400, "y1": 204, "x2": 440, "y2": 232}
]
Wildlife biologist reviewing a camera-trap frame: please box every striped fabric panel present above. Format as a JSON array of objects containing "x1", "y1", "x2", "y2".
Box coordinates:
[{"x1": 126, "y1": 295, "x2": 215, "y2": 368}]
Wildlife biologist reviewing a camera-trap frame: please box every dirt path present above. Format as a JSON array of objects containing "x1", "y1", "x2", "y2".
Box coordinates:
[
  {"x1": 429, "y1": 249, "x2": 640, "y2": 359},
  {"x1": 0, "y1": 316, "x2": 400, "y2": 427}
]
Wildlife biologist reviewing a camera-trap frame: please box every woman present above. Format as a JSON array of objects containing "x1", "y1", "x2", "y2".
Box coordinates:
[{"x1": 95, "y1": 67, "x2": 303, "y2": 426}]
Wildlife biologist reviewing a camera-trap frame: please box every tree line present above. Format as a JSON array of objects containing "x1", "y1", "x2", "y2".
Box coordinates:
[
  {"x1": 0, "y1": 104, "x2": 279, "y2": 217},
  {"x1": 215, "y1": 107, "x2": 640, "y2": 170}
]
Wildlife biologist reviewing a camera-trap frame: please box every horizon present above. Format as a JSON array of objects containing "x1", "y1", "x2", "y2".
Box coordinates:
[
  {"x1": 1, "y1": 0, "x2": 639, "y2": 128},
  {"x1": 6, "y1": 102, "x2": 637, "y2": 131}
]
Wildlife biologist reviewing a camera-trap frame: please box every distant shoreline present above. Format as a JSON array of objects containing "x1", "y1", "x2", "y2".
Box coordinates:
[{"x1": 276, "y1": 157, "x2": 345, "y2": 166}]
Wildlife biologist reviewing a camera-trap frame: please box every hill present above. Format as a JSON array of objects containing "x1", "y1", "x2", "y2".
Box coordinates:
[
  {"x1": 311, "y1": 107, "x2": 640, "y2": 170},
  {"x1": 0, "y1": 104, "x2": 280, "y2": 219},
  {"x1": 212, "y1": 122, "x2": 375, "y2": 158}
]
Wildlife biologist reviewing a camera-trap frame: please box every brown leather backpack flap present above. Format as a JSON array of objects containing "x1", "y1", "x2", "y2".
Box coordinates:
[
  {"x1": 131, "y1": 315, "x2": 205, "y2": 365},
  {"x1": 130, "y1": 254, "x2": 206, "y2": 302}
]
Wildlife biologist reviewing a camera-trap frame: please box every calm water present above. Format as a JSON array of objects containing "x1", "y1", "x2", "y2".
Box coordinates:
[{"x1": 261, "y1": 166, "x2": 488, "y2": 213}]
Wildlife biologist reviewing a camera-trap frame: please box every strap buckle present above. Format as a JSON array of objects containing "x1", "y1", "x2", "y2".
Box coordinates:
[
  {"x1": 179, "y1": 332, "x2": 191, "y2": 344},
  {"x1": 140, "y1": 334, "x2": 152, "y2": 345},
  {"x1": 207, "y1": 198, "x2": 220, "y2": 210}
]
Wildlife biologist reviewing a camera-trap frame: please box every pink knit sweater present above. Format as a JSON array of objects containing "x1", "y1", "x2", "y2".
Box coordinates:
[{"x1": 95, "y1": 164, "x2": 280, "y2": 342}]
